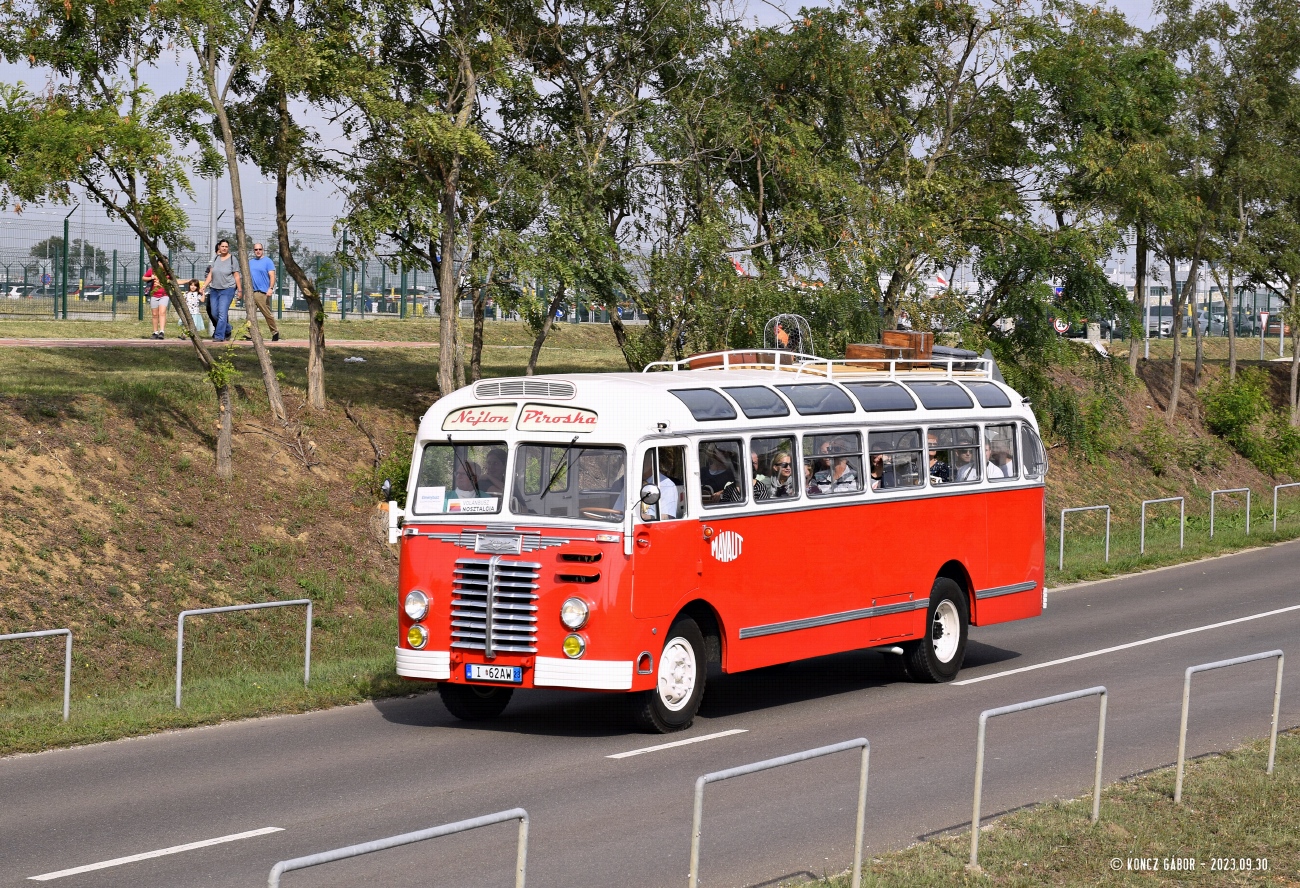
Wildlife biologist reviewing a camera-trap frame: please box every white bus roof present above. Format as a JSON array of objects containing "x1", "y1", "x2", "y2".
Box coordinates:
[{"x1": 418, "y1": 350, "x2": 1035, "y2": 444}]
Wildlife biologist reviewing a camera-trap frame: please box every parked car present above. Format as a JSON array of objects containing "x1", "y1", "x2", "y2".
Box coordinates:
[
  {"x1": 4, "y1": 284, "x2": 35, "y2": 299},
  {"x1": 1264, "y1": 317, "x2": 1292, "y2": 337},
  {"x1": 79, "y1": 285, "x2": 104, "y2": 301}
]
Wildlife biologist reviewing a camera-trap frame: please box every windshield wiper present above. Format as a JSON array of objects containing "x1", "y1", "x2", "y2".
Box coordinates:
[{"x1": 541, "y1": 436, "x2": 579, "y2": 498}]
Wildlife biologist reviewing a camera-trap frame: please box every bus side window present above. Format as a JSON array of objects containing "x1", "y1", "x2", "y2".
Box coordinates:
[
  {"x1": 699, "y1": 440, "x2": 746, "y2": 507},
  {"x1": 639, "y1": 446, "x2": 687, "y2": 520},
  {"x1": 803, "y1": 432, "x2": 863, "y2": 496},
  {"x1": 1021, "y1": 426, "x2": 1048, "y2": 479},
  {"x1": 868, "y1": 429, "x2": 924, "y2": 490},
  {"x1": 985, "y1": 423, "x2": 1018, "y2": 480},
  {"x1": 928, "y1": 425, "x2": 980, "y2": 485},
  {"x1": 751, "y1": 436, "x2": 798, "y2": 502}
]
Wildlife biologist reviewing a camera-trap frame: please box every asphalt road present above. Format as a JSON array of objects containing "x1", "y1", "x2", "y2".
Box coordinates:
[{"x1": 3, "y1": 541, "x2": 1298, "y2": 888}]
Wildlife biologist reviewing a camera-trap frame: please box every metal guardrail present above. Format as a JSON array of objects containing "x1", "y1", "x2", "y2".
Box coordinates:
[
  {"x1": 1139, "y1": 496, "x2": 1185, "y2": 555},
  {"x1": 1174, "y1": 650, "x2": 1284, "y2": 803},
  {"x1": 969, "y1": 687, "x2": 1108, "y2": 869},
  {"x1": 1273, "y1": 482, "x2": 1300, "y2": 532},
  {"x1": 1058, "y1": 505, "x2": 1110, "y2": 570},
  {"x1": 267, "y1": 808, "x2": 529, "y2": 888},
  {"x1": 175, "y1": 600, "x2": 312, "y2": 708},
  {"x1": 689, "y1": 738, "x2": 870, "y2": 888},
  {"x1": 1209, "y1": 488, "x2": 1250, "y2": 538},
  {"x1": 0, "y1": 628, "x2": 72, "y2": 721}
]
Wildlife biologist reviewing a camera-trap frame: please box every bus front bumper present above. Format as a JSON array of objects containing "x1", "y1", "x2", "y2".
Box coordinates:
[{"x1": 395, "y1": 647, "x2": 634, "y2": 691}]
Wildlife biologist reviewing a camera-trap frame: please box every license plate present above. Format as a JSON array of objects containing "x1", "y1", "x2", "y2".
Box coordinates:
[{"x1": 465, "y1": 664, "x2": 522, "y2": 683}]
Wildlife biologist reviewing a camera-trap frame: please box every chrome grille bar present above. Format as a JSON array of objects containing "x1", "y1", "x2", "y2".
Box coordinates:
[{"x1": 450, "y1": 558, "x2": 541, "y2": 656}]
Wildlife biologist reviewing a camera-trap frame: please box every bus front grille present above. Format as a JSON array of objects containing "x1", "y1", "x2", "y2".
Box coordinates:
[{"x1": 450, "y1": 557, "x2": 541, "y2": 657}]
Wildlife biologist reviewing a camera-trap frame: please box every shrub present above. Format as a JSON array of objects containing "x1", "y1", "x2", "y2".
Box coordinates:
[{"x1": 1202, "y1": 369, "x2": 1300, "y2": 475}]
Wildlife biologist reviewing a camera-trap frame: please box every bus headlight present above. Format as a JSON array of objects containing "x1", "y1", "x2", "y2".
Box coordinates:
[
  {"x1": 406, "y1": 624, "x2": 428, "y2": 649},
  {"x1": 403, "y1": 590, "x2": 429, "y2": 621},
  {"x1": 560, "y1": 598, "x2": 589, "y2": 630},
  {"x1": 562, "y1": 633, "x2": 586, "y2": 659}
]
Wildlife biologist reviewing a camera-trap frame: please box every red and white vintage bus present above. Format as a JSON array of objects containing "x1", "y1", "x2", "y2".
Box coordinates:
[{"x1": 390, "y1": 350, "x2": 1047, "y2": 731}]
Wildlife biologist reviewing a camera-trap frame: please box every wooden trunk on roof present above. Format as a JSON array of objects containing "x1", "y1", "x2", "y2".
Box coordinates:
[{"x1": 881, "y1": 330, "x2": 934, "y2": 359}]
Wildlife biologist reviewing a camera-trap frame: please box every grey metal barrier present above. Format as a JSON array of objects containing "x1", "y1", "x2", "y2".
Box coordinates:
[
  {"x1": 175, "y1": 599, "x2": 312, "y2": 708},
  {"x1": 689, "y1": 738, "x2": 870, "y2": 888},
  {"x1": 1140, "y1": 496, "x2": 1185, "y2": 555},
  {"x1": 1174, "y1": 650, "x2": 1284, "y2": 804},
  {"x1": 1209, "y1": 488, "x2": 1250, "y2": 538},
  {"x1": 267, "y1": 807, "x2": 529, "y2": 888},
  {"x1": 969, "y1": 687, "x2": 1108, "y2": 870},
  {"x1": 1273, "y1": 482, "x2": 1300, "y2": 532},
  {"x1": 1058, "y1": 505, "x2": 1110, "y2": 570},
  {"x1": 0, "y1": 628, "x2": 72, "y2": 721}
]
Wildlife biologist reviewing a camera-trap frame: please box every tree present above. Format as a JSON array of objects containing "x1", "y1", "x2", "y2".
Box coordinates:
[{"x1": 0, "y1": 3, "x2": 236, "y2": 475}]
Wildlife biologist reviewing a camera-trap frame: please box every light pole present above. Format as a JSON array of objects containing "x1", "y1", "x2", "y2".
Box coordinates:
[{"x1": 61, "y1": 203, "x2": 78, "y2": 320}]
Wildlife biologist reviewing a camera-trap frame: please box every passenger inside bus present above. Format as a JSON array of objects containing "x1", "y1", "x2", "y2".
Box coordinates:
[
  {"x1": 622, "y1": 447, "x2": 683, "y2": 520},
  {"x1": 751, "y1": 436, "x2": 798, "y2": 501},
  {"x1": 927, "y1": 433, "x2": 951, "y2": 483},
  {"x1": 453, "y1": 460, "x2": 482, "y2": 498},
  {"x1": 984, "y1": 424, "x2": 1018, "y2": 479},
  {"x1": 928, "y1": 426, "x2": 979, "y2": 484},
  {"x1": 481, "y1": 448, "x2": 507, "y2": 495},
  {"x1": 700, "y1": 441, "x2": 744, "y2": 505},
  {"x1": 868, "y1": 429, "x2": 924, "y2": 489},
  {"x1": 806, "y1": 434, "x2": 863, "y2": 495}
]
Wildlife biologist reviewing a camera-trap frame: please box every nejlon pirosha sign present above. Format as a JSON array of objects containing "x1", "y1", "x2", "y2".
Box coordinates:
[
  {"x1": 517, "y1": 404, "x2": 599, "y2": 432},
  {"x1": 441, "y1": 404, "x2": 516, "y2": 431}
]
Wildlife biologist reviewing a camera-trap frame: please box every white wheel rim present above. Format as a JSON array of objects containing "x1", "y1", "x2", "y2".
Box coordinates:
[
  {"x1": 657, "y1": 636, "x2": 698, "y2": 712},
  {"x1": 931, "y1": 600, "x2": 960, "y2": 663}
]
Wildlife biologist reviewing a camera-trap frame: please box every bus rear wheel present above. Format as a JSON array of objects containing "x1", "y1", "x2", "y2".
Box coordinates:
[
  {"x1": 631, "y1": 617, "x2": 706, "y2": 733},
  {"x1": 903, "y1": 578, "x2": 968, "y2": 683},
  {"x1": 439, "y1": 682, "x2": 513, "y2": 721}
]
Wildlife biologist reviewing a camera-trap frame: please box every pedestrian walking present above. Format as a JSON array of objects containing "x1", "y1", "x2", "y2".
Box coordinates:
[
  {"x1": 178, "y1": 279, "x2": 207, "y2": 338},
  {"x1": 144, "y1": 267, "x2": 169, "y2": 340},
  {"x1": 245, "y1": 242, "x2": 281, "y2": 342},
  {"x1": 204, "y1": 239, "x2": 240, "y2": 342}
]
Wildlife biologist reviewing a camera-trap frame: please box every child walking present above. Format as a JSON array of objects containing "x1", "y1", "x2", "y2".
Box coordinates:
[{"x1": 178, "y1": 279, "x2": 207, "y2": 338}]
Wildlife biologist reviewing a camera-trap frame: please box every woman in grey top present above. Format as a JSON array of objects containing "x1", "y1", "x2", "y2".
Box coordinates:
[{"x1": 203, "y1": 240, "x2": 241, "y2": 342}]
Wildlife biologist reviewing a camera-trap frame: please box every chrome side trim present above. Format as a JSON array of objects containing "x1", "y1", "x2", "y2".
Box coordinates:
[
  {"x1": 738, "y1": 598, "x2": 928, "y2": 640},
  {"x1": 422, "y1": 530, "x2": 580, "y2": 552},
  {"x1": 974, "y1": 580, "x2": 1037, "y2": 600}
]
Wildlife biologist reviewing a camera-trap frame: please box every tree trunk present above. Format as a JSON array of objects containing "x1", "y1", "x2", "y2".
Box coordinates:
[
  {"x1": 437, "y1": 175, "x2": 460, "y2": 396},
  {"x1": 1128, "y1": 224, "x2": 1147, "y2": 373},
  {"x1": 882, "y1": 261, "x2": 913, "y2": 332},
  {"x1": 274, "y1": 84, "x2": 325, "y2": 410},
  {"x1": 527, "y1": 280, "x2": 567, "y2": 375},
  {"x1": 469, "y1": 266, "x2": 491, "y2": 384},
  {"x1": 1290, "y1": 282, "x2": 1299, "y2": 426},
  {"x1": 200, "y1": 44, "x2": 287, "y2": 425},
  {"x1": 1167, "y1": 256, "x2": 1184, "y2": 425},
  {"x1": 1225, "y1": 265, "x2": 1237, "y2": 380}
]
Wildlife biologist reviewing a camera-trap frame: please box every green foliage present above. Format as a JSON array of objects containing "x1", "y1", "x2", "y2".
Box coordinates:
[
  {"x1": 1203, "y1": 369, "x2": 1300, "y2": 475},
  {"x1": 1136, "y1": 414, "x2": 1229, "y2": 475}
]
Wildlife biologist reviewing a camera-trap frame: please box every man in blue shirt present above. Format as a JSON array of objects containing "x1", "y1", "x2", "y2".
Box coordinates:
[{"x1": 246, "y1": 242, "x2": 281, "y2": 342}]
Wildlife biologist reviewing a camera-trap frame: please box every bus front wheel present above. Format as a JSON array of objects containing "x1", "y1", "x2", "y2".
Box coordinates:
[
  {"x1": 631, "y1": 617, "x2": 706, "y2": 733},
  {"x1": 903, "y1": 578, "x2": 968, "y2": 683},
  {"x1": 439, "y1": 682, "x2": 513, "y2": 720}
]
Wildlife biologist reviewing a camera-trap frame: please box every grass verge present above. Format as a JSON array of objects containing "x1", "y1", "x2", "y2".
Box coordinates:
[{"x1": 813, "y1": 729, "x2": 1299, "y2": 886}]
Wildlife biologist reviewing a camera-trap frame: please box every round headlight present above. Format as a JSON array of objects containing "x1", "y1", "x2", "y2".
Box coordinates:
[
  {"x1": 560, "y1": 597, "x2": 589, "y2": 630},
  {"x1": 404, "y1": 590, "x2": 429, "y2": 621},
  {"x1": 562, "y1": 633, "x2": 586, "y2": 659},
  {"x1": 406, "y1": 624, "x2": 428, "y2": 649}
]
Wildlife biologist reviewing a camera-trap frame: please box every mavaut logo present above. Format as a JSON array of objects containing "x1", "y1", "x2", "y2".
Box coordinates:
[
  {"x1": 710, "y1": 530, "x2": 743, "y2": 563},
  {"x1": 517, "y1": 404, "x2": 598, "y2": 432},
  {"x1": 442, "y1": 404, "x2": 515, "y2": 431}
]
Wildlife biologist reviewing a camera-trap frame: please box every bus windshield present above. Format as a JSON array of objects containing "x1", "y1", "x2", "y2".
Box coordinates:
[
  {"x1": 412, "y1": 442, "x2": 507, "y2": 515},
  {"x1": 512, "y1": 444, "x2": 627, "y2": 523}
]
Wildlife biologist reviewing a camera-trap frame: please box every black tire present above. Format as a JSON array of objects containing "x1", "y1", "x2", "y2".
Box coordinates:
[
  {"x1": 902, "y1": 577, "x2": 969, "y2": 683},
  {"x1": 631, "y1": 617, "x2": 706, "y2": 733},
  {"x1": 439, "y1": 682, "x2": 513, "y2": 721}
]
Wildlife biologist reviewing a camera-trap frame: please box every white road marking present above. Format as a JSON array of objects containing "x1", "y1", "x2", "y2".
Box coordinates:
[
  {"x1": 28, "y1": 827, "x2": 284, "y2": 881},
  {"x1": 956, "y1": 603, "x2": 1300, "y2": 686},
  {"x1": 607, "y1": 728, "x2": 748, "y2": 759}
]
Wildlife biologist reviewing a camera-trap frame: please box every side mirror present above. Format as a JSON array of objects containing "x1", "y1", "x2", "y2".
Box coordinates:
[
  {"x1": 380, "y1": 479, "x2": 392, "y2": 500},
  {"x1": 639, "y1": 483, "x2": 661, "y2": 506}
]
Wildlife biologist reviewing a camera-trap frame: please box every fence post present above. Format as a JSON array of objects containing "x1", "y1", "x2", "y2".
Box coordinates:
[
  {"x1": 1274, "y1": 482, "x2": 1300, "y2": 532},
  {"x1": 400, "y1": 262, "x2": 407, "y2": 319},
  {"x1": 1140, "y1": 496, "x2": 1185, "y2": 554},
  {"x1": 267, "y1": 808, "x2": 529, "y2": 888},
  {"x1": 0, "y1": 629, "x2": 73, "y2": 721},
  {"x1": 1209, "y1": 488, "x2": 1251, "y2": 538},
  {"x1": 688, "y1": 738, "x2": 869, "y2": 888},
  {"x1": 1058, "y1": 505, "x2": 1110, "y2": 570},
  {"x1": 969, "y1": 687, "x2": 1107, "y2": 870},
  {"x1": 175, "y1": 599, "x2": 312, "y2": 708},
  {"x1": 1175, "y1": 650, "x2": 1284, "y2": 803}
]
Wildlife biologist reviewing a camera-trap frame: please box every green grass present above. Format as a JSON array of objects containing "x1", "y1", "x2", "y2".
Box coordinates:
[{"x1": 808, "y1": 730, "x2": 1300, "y2": 887}]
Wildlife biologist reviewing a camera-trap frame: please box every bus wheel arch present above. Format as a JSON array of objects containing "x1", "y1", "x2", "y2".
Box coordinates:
[
  {"x1": 632, "y1": 612, "x2": 709, "y2": 733},
  {"x1": 678, "y1": 599, "x2": 725, "y2": 671},
  {"x1": 936, "y1": 560, "x2": 975, "y2": 624}
]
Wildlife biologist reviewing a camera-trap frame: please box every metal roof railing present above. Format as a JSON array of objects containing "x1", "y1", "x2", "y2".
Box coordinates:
[{"x1": 644, "y1": 349, "x2": 993, "y2": 380}]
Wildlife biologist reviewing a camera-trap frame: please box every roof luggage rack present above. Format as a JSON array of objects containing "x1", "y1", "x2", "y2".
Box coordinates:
[{"x1": 644, "y1": 348, "x2": 992, "y2": 380}]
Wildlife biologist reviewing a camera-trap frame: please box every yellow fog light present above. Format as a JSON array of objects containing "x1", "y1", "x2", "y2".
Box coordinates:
[
  {"x1": 407, "y1": 624, "x2": 428, "y2": 649},
  {"x1": 562, "y1": 633, "x2": 586, "y2": 659}
]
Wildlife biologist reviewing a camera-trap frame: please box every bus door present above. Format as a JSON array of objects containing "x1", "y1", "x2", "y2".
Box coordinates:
[{"x1": 631, "y1": 445, "x2": 697, "y2": 618}]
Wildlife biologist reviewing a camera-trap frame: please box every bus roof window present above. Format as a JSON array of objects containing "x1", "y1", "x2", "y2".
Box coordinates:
[
  {"x1": 843, "y1": 381, "x2": 917, "y2": 412},
  {"x1": 904, "y1": 381, "x2": 974, "y2": 410},
  {"x1": 670, "y1": 388, "x2": 737, "y2": 421},
  {"x1": 775, "y1": 384, "x2": 856, "y2": 416},
  {"x1": 723, "y1": 385, "x2": 790, "y2": 419},
  {"x1": 964, "y1": 381, "x2": 1012, "y2": 409}
]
